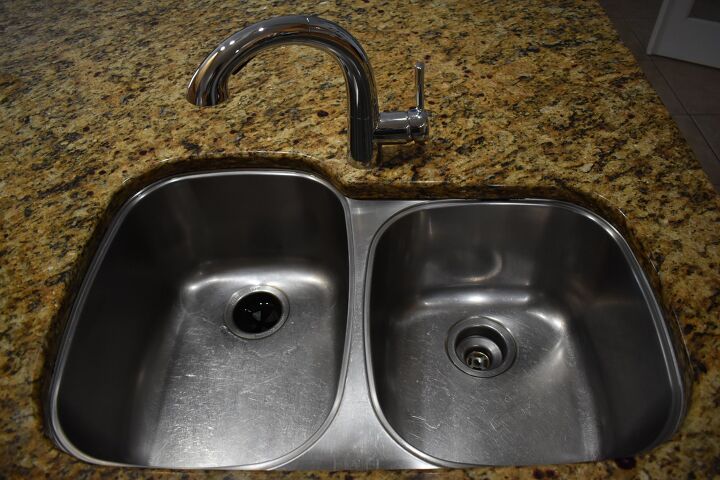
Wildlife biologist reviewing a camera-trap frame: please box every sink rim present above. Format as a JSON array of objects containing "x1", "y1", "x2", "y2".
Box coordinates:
[
  {"x1": 45, "y1": 169, "x2": 356, "y2": 470},
  {"x1": 44, "y1": 168, "x2": 690, "y2": 470},
  {"x1": 363, "y1": 199, "x2": 689, "y2": 468}
]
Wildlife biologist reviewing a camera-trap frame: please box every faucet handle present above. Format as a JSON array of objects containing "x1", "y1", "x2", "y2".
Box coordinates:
[
  {"x1": 414, "y1": 62, "x2": 425, "y2": 111},
  {"x1": 410, "y1": 61, "x2": 429, "y2": 143},
  {"x1": 374, "y1": 61, "x2": 430, "y2": 145}
]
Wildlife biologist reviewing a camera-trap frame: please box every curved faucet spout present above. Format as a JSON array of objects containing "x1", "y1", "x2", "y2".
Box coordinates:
[{"x1": 187, "y1": 15, "x2": 428, "y2": 167}]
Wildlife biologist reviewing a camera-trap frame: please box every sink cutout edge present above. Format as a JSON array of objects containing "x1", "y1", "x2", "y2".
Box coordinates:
[{"x1": 43, "y1": 168, "x2": 691, "y2": 470}]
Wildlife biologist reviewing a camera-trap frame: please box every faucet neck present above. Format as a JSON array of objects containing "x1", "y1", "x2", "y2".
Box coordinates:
[
  {"x1": 187, "y1": 16, "x2": 428, "y2": 167},
  {"x1": 187, "y1": 15, "x2": 379, "y2": 164}
]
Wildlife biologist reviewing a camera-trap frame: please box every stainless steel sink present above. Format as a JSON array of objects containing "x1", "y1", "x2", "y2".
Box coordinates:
[
  {"x1": 47, "y1": 170, "x2": 688, "y2": 470},
  {"x1": 49, "y1": 171, "x2": 350, "y2": 468},
  {"x1": 367, "y1": 202, "x2": 687, "y2": 466}
]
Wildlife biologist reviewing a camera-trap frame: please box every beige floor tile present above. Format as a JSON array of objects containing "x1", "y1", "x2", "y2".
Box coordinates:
[
  {"x1": 694, "y1": 115, "x2": 720, "y2": 159},
  {"x1": 654, "y1": 58, "x2": 720, "y2": 114},
  {"x1": 638, "y1": 60, "x2": 687, "y2": 115},
  {"x1": 673, "y1": 115, "x2": 720, "y2": 189},
  {"x1": 599, "y1": 0, "x2": 662, "y2": 19}
]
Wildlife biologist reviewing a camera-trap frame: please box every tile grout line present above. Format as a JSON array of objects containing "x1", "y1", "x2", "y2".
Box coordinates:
[
  {"x1": 620, "y1": 14, "x2": 689, "y2": 115},
  {"x1": 647, "y1": 54, "x2": 689, "y2": 111},
  {"x1": 623, "y1": 16, "x2": 719, "y2": 162},
  {"x1": 605, "y1": 7, "x2": 720, "y2": 192},
  {"x1": 690, "y1": 115, "x2": 720, "y2": 160},
  {"x1": 640, "y1": 31, "x2": 691, "y2": 116}
]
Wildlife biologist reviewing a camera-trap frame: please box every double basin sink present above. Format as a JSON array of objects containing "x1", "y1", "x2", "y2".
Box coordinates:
[{"x1": 47, "y1": 170, "x2": 688, "y2": 470}]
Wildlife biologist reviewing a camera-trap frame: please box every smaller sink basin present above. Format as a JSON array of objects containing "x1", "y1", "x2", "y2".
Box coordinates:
[
  {"x1": 367, "y1": 201, "x2": 685, "y2": 466},
  {"x1": 50, "y1": 171, "x2": 350, "y2": 468}
]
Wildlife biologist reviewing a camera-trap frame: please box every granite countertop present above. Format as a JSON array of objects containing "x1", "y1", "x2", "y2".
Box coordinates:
[{"x1": 1, "y1": 0, "x2": 719, "y2": 478}]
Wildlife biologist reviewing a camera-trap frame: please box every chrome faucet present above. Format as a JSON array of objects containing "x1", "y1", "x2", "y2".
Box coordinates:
[{"x1": 186, "y1": 15, "x2": 429, "y2": 167}]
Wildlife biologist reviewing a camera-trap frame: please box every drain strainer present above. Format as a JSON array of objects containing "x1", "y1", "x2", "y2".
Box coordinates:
[
  {"x1": 446, "y1": 316, "x2": 517, "y2": 378},
  {"x1": 224, "y1": 285, "x2": 289, "y2": 339}
]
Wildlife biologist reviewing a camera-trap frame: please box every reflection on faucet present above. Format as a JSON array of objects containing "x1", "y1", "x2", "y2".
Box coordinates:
[{"x1": 186, "y1": 15, "x2": 429, "y2": 167}]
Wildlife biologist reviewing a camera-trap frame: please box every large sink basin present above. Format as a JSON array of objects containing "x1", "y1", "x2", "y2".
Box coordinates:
[
  {"x1": 50, "y1": 171, "x2": 350, "y2": 468},
  {"x1": 367, "y1": 202, "x2": 686, "y2": 466},
  {"x1": 47, "y1": 170, "x2": 687, "y2": 470}
]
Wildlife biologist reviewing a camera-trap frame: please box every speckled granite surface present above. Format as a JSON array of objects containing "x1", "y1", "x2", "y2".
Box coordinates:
[{"x1": 1, "y1": 0, "x2": 719, "y2": 478}]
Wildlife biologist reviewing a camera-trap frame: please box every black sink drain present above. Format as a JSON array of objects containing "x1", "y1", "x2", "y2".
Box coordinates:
[
  {"x1": 446, "y1": 316, "x2": 517, "y2": 378},
  {"x1": 225, "y1": 286, "x2": 289, "y2": 339},
  {"x1": 233, "y1": 291, "x2": 282, "y2": 334}
]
